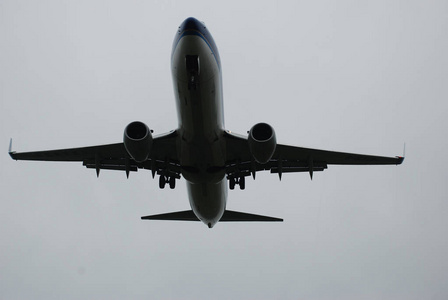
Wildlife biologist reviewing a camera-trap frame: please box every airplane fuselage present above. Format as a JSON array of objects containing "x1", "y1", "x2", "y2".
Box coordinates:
[{"x1": 171, "y1": 18, "x2": 226, "y2": 228}]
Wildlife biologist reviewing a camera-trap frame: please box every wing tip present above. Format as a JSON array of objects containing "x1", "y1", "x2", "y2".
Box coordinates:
[
  {"x1": 8, "y1": 138, "x2": 17, "y2": 160},
  {"x1": 396, "y1": 156, "x2": 405, "y2": 165}
]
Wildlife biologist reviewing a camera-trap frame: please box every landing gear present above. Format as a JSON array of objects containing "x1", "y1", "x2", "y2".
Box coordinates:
[
  {"x1": 186, "y1": 55, "x2": 199, "y2": 90},
  {"x1": 169, "y1": 176, "x2": 176, "y2": 189},
  {"x1": 159, "y1": 175, "x2": 176, "y2": 189},
  {"x1": 159, "y1": 175, "x2": 166, "y2": 189},
  {"x1": 239, "y1": 176, "x2": 245, "y2": 190},
  {"x1": 229, "y1": 176, "x2": 245, "y2": 190},
  {"x1": 229, "y1": 178, "x2": 236, "y2": 190}
]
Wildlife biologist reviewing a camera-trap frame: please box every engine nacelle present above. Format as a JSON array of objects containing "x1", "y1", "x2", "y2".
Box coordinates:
[
  {"x1": 248, "y1": 122, "x2": 277, "y2": 164},
  {"x1": 123, "y1": 121, "x2": 153, "y2": 162}
]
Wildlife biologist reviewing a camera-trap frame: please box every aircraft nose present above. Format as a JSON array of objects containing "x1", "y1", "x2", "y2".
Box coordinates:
[{"x1": 179, "y1": 17, "x2": 205, "y2": 32}]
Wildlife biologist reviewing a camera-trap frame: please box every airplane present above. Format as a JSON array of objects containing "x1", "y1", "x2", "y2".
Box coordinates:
[{"x1": 9, "y1": 17, "x2": 404, "y2": 228}]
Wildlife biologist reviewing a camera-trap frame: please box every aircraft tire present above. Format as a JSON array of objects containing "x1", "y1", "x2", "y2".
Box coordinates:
[
  {"x1": 169, "y1": 176, "x2": 176, "y2": 189},
  {"x1": 229, "y1": 178, "x2": 235, "y2": 190},
  {"x1": 239, "y1": 176, "x2": 245, "y2": 190},
  {"x1": 159, "y1": 175, "x2": 166, "y2": 189}
]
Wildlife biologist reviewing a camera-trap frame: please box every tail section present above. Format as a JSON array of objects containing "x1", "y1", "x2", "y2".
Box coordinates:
[
  {"x1": 141, "y1": 210, "x2": 283, "y2": 222},
  {"x1": 220, "y1": 210, "x2": 283, "y2": 222},
  {"x1": 141, "y1": 210, "x2": 198, "y2": 221}
]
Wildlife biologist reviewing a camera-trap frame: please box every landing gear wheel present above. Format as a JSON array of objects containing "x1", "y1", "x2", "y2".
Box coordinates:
[
  {"x1": 169, "y1": 176, "x2": 176, "y2": 189},
  {"x1": 229, "y1": 178, "x2": 235, "y2": 190},
  {"x1": 239, "y1": 176, "x2": 245, "y2": 190},
  {"x1": 159, "y1": 175, "x2": 166, "y2": 189}
]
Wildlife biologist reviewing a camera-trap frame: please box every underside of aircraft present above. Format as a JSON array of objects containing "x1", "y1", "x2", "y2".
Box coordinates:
[{"x1": 9, "y1": 17, "x2": 404, "y2": 228}]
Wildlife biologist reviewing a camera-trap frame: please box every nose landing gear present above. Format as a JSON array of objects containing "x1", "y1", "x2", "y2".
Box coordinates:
[{"x1": 186, "y1": 55, "x2": 200, "y2": 90}]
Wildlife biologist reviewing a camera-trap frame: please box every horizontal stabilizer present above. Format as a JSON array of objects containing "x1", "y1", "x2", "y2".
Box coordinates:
[
  {"x1": 220, "y1": 210, "x2": 283, "y2": 222},
  {"x1": 141, "y1": 210, "x2": 283, "y2": 222},
  {"x1": 141, "y1": 210, "x2": 199, "y2": 221}
]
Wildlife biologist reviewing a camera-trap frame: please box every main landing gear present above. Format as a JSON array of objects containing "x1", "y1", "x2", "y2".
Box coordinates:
[
  {"x1": 159, "y1": 175, "x2": 176, "y2": 189},
  {"x1": 229, "y1": 176, "x2": 245, "y2": 190}
]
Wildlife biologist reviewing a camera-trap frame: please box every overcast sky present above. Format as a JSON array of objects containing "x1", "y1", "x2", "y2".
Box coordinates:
[{"x1": 1, "y1": 0, "x2": 447, "y2": 299}]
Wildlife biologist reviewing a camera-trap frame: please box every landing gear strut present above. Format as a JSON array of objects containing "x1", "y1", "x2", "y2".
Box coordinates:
[{"x1": 229, "y1": 176, "x2": 245, "y2": 190}]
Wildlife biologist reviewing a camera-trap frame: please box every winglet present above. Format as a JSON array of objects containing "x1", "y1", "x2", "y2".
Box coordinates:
[{"x1": 8, "y1": 138, "x2": 16, "y2": 160}]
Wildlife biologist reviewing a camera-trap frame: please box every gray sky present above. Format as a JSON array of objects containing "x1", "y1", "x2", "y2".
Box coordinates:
[{"x1": 1, "y1": 0, "x2": 447, "y2": 299}]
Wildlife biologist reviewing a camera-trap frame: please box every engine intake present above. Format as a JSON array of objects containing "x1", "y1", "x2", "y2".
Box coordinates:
[
  {"x1": 248, "y1": 123, "x2": 277, "y2": 164},
  {"x1": 124, "y1": 121, "x2": 153, "y2": 162}
]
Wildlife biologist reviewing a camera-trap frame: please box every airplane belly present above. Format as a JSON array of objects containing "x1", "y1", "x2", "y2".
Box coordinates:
[
  {"x1": 171, "y1": 35, "x2": 224, "y2": 136},
  {"x1": 171, "y1": 34, "x2": 226, "y2": 181},
  {"x1": 170, "y1": 21, "x2": 227, "y2": 227},
  {"x1": 187, "y1": 179, "x2": 227, "y2": 228}
]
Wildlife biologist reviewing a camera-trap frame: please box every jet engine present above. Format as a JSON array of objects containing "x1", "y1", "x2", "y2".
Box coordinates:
[
  {"x1": 248, "y1": 122, "x2": 277, "y2": 164},
  {"x1": 123, "y1": 121, "x2": 153, "y2": 162}
]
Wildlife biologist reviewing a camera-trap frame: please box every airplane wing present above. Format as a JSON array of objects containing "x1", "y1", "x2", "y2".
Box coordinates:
[
  {"x1": 9, "y1": 130, "x2": 180, "y2": 179},
  {"x1": 224, "y1": 131, "x2": 404, "y2": 180}
]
